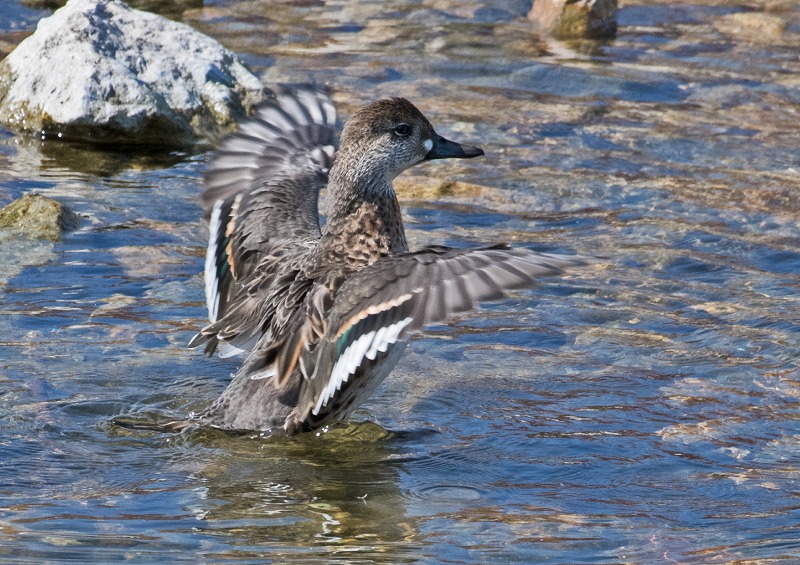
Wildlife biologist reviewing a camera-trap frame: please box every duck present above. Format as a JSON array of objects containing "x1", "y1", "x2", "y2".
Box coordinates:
[{"x1": 188, "y1": 86, "x2": 584, "y2": 435}]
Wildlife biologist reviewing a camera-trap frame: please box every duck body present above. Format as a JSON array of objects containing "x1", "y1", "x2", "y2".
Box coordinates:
[{"x1": 190, "y1": 87, "x2": 582, "y2": 435}]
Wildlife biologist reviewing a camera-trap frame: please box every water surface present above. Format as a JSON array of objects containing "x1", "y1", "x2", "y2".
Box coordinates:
[{"x1": 1, "y1": 0, "x2": 799, "y2": 562}]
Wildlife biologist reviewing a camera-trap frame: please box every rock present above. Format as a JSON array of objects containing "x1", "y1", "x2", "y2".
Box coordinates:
[
  {"x1": 0, "y1": 0, "x2": 270, "y2": 145},
  {"x1": 714, "y1": 12, "x2": 785, "y2": 43},
  {"x1": 0, "y1": 193, "x2": 80, "y2": 241},
  {"x1": 528, "y1": 0, "x2": 617, "y2": 39}
]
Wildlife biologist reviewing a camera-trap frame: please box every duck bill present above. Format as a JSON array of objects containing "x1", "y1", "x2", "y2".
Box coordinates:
[{"x1": 425, "y1": 135, "x2": 484, "y2": 160}]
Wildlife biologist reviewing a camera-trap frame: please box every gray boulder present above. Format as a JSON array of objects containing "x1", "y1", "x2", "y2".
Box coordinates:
[{"x1": 0, "y1": 0, "x2": 270, "y2": 145}]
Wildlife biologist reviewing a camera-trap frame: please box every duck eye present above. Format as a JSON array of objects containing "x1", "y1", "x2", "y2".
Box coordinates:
[{"x1": 393, "y1": 124, "x2": 412, "y2": 137}]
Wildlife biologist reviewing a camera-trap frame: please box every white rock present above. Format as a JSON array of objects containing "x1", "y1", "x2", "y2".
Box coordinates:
[{"x1": 0, "y1": 0, "x2": 270, "y2": 144}]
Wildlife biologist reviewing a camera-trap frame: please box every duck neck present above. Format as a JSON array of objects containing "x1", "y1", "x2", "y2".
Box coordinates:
[{"x1": 320, "y1": 161, "x2": 408, "y2": 270}]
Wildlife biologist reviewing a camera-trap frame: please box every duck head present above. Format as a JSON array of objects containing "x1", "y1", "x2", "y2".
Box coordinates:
[{"x1": 333, "y1": 97, "x2": 484, "y2": 185}]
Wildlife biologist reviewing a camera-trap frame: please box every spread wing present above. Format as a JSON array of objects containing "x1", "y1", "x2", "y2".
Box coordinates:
[
  {"x1": 282, "y1": 244, "x2": 587, "y2": 421},
  {"x1": 190, "y1": 86, "x2": 337, "y2": 356}
]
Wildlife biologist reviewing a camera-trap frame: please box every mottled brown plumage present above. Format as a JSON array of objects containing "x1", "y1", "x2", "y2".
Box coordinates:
[{"x1": 189, "y1": 87, "x2": 585, "y2": 434}]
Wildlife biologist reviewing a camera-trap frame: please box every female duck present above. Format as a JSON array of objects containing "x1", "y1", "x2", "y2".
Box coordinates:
[{"x1": 189, "y1": 88, "x2": 582, "y2": 434}]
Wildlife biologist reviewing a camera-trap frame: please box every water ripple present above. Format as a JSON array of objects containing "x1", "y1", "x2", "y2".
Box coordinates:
[{"x1": 1, "y1": 0, "x2": 800, "y2": 562}]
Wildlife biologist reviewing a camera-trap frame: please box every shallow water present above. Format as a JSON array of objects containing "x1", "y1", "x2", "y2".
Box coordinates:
[{"x1": 1, "y1": 0, "x2": 800, "y2": 562}]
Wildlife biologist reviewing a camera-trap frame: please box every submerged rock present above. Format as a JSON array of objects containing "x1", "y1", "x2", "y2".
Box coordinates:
[
  {"x1": 394, "y1": 177, "x2": 492, "y2": 200},
  {"x1": 528, "y1": 0, "x2": 617, "y2": 39},
  {"x1": 0, "y1": 0, "x2": 270, "y2": 145},
  {"x1": 0, "y1": 193, "x2": 80, "y2": 242},
  {"x1": 0, "y1": 235, "x2": 57, "y2": 288},
  {"x1": 714, "y1": 12, "x2": 786, "y2": 43}
]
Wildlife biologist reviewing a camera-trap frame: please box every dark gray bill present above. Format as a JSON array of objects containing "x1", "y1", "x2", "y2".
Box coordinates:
[{"x1": 425, "y1": 135, "x2": 485, "y2": 160}]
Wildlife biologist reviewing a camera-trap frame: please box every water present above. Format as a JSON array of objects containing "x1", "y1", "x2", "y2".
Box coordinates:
[{"x1": 1, "y1": 0, "x2": 799, "y2": 562}]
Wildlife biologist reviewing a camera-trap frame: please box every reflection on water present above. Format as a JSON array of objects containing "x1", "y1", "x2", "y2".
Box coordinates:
[{"x1": 1, "y1": 0, "x2": 800, "y2": 562}]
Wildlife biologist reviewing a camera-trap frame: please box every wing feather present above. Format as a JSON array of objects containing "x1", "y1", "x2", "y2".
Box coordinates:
[
  {"x1": 293, "y1": 245, "x2": 587, "y2": 420},
  {"x1": 191, "y1": 86, "x2": 337, "y2": 356}
]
